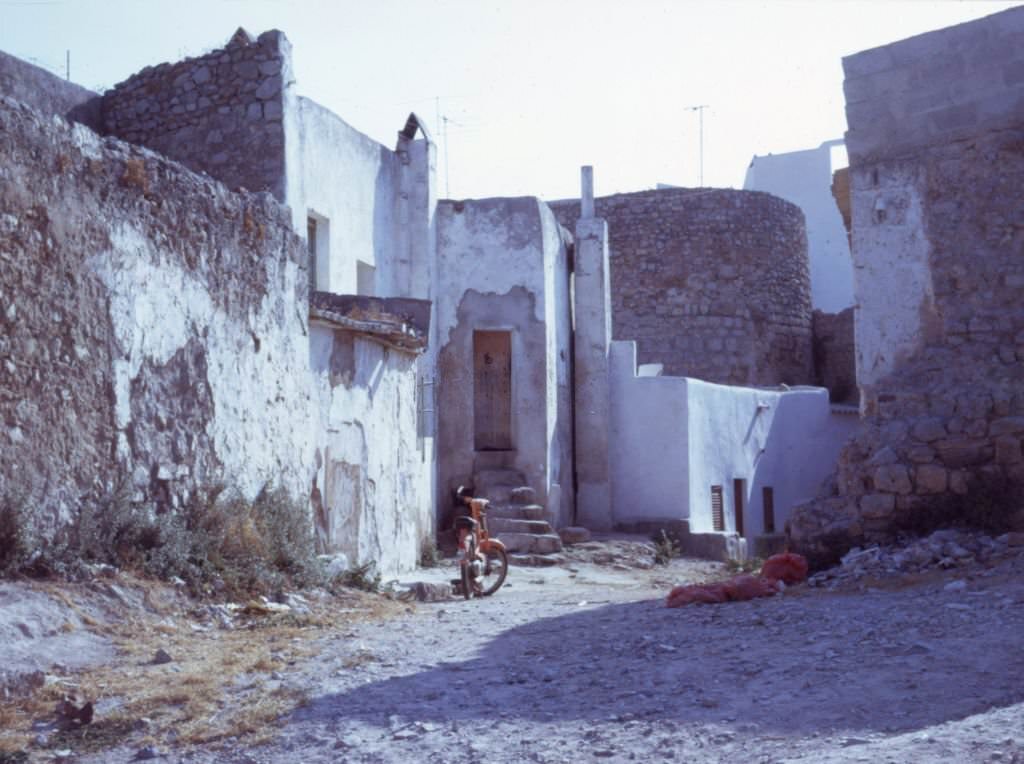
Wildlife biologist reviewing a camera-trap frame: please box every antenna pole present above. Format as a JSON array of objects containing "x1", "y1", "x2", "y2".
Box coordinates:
[
  {"x1": 443, "y1": 115, "x2": 450, "y2": 198},
  {"x1": 685, "y1": 104, "x2": 709, "y2": 186},
  {"x1": 66, "y1": 50, "x2": 70, "y2": 81}
]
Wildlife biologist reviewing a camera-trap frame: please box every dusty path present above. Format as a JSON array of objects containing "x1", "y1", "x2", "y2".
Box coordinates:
[{"x1": 78, "y1": 542, "x2": 1024, "y2": 764}]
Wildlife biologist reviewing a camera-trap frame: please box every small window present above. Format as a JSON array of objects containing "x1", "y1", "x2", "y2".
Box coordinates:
[
  {"x1": 307, "y1": 211, "x2": 330, "y2": 291},
  {"x1": 711, "y1": 485, "x2": 724, "y2": 532},
  {"x1": 763, "y1": 486, "x2": 775, "y2": 533},
  {"x1": 733, "y1": 478, "x2": 745, "y2": 536},
  {"x1": 357, "y1": 260, "x2": 376, "y2": 296}
]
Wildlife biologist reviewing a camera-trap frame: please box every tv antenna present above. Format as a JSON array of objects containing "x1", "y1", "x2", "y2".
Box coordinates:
[{"x1": 684, "y1": 104, "x2": 709, "y2": 186}]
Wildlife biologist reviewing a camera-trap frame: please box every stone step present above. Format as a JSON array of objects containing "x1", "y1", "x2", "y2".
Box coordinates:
[
  {"x1": 498, "y1": 532, "x2": 564, "y2": 555},
  {"x1": 508, "y1": 553, "x2": 566, "y2": 567},
  {"x1": 486, "y1": 504, "x2": 547, "y2": 521},
  {"x1": 487, "y1": 517, "x2": 553, "y2": 535},
  {"x1": 483, "y1": 484, "x2": 537, "y2": 504},
  {"x1": 474, "y1": 469, "x2": 526, "y2": 493}
]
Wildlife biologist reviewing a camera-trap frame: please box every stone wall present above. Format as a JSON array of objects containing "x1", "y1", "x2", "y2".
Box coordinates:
[
  {"x1": 102, "y1": 28, "x2": 288, "y2": 199},
  {"x1": 0, "y1": 95, "x2": 314, "y2": 541},
  {"x1": 0, "y1": 50, "x2": 102, "y2": 130},
  {"x1": 788, "y1": 7, "x2": 1024, "y2": 562},
  {"x1": 550, "y1": 189, "x2": 812, "y2": 387},
  {"x1": 812, "y1": 308, "x2": 856, "y2": 404}
]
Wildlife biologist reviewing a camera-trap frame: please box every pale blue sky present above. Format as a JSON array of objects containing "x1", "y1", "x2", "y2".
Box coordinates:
[{"x1": 1, "y1": 0, "x2": 1020, "y2": 199}]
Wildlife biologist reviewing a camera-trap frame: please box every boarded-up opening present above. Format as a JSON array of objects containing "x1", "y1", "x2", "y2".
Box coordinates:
[
  {"x1": 711, "y1": 485, "x2": 724, "y2": 532},
  {"x1": 733, "y1": 478, "x2": 745, "y2": 536},
  {"x1": 474, "y1": 330, "x2": 512, "y2": 451},
  {"x1": 762, "y1": 486, "x2": 775, "y2": 533}
]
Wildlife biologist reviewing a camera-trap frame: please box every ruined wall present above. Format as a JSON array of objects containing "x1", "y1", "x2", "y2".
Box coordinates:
[
  {"x1": 435, "y1": 198, "x2": 573, "y2": 528},
  {"x1": 813, "y1": 307, "x2": 856, "y2": 404},
  {"x1": 102, "y1": 29, "x2": 289, "y2": 199},
  {"x1": 0, "y1": 50, "x2": 102, "y2": 130},
  {"x1": 0, "y1": 96, "x2": 314, "y2": 538},
  {"x1": 550, "y1": 189, "x2": 812, "y2": 387},
  {"x1": 788, "y1": 6, "x2": 1024, "y2": 559}
]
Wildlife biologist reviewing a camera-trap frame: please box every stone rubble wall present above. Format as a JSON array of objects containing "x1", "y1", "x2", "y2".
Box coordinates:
[
  {"x1": 550, "y1": 189, "x2": 813, "y2": 387},
  {"x1": 788, "y1": 7, "x2": 1024, "y2": 562},
  {"x1": 101, "y1": 29, "x2": 289, "y2": 199},
  {"x1": 812, "y1": 307, "x2": 856, "y2": 404},
  {"x1": 0, "y1": 50, "x2": 102, "y2": 131},
  {"x1": 0, "y1": 95, "x2": 314, "y2": 541}
]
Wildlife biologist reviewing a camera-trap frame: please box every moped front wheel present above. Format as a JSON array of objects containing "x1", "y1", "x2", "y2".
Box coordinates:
[
  {"x1": 459, "y1": 561, "x2": 474, "y2": 600},
  {"x1": 478, "y1": 545, "x2": 508, "y2": 597}
]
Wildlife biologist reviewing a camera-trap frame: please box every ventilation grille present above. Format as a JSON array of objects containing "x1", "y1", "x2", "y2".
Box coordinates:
[{"x1": 711, "y1": 485, "x2": 724, "y2": 532}]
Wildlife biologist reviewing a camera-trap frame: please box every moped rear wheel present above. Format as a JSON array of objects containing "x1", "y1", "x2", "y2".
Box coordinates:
[{"x1": 478, "y1": 545, "x2": 508, "y2": 597}]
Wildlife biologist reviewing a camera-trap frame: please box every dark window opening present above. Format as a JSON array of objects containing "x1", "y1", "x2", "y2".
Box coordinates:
[
  {"x1": 763, "y1": 486, "x2": 775, "y2": 533},
  {"x1": 733, "y1": 478, "x2": 745, "y2": 536}
]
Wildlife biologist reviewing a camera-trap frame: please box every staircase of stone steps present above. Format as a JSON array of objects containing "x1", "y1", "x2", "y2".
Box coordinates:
[{"x1": 473, "y1": 468, "x2": 564, "y2": 566}]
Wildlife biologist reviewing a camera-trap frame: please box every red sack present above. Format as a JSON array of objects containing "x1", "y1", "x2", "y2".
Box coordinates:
[
  {"x1": 724, "y1": 574, "x2": 779, "y2": 601},
  {"x1": 666, "y1": 575, "x2": 778, "y2": 608},
  {"x1": 760, "y1": 552, "x2": 809, "y2": 585},
  {"x1": 666, "y1": 582, "x2": 729, "y2": 608}
]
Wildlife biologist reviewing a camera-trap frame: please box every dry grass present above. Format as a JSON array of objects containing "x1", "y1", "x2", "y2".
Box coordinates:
[{"x1": 0, "y1": 577, "x2": 407, "y2": 759}]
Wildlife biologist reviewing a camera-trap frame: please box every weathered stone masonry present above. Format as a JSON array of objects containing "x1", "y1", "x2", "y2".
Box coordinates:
[
  {"x1": 0, "y1": 95, "x2": 313, "y2": 539},
  {"x1": 550, "y1": 189, "x2": 812, "y2": 387},
  {"x1": 788, "y1": 6, "x2": 1024, "y2": 558},
  {"x1": 102, "y1": 29, "x2": 289, "y2": 199}
]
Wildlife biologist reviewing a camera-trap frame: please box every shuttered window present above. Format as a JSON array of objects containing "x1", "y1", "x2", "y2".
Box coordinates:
[{"x1": 711, "y1": 485, "x2": 724, "y2": 532}]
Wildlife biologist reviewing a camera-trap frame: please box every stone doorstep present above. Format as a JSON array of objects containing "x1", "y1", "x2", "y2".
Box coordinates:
[
  {"x1": 507, "y1": 553, "x2": 566, "y2": 567},
  {"x1": 486, "y1": 504, "x2": 547, "y2": 521},
  {"x1": 497, "y1": 532, "x2": 564, "y2": 555},
  {"x1": 486, "y1": 517, "x2": 552, "y2": 535}
]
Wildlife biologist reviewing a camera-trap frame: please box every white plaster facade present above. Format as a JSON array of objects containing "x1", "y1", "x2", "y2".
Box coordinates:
[
  {"x1": 93, "y1": 220, "x2": 317, "y2": 509},
  {"x1": 434, "y1": 197, "x2": 573, "y2": 528},
  {"x1": 610, "y1": 341, "x2": 857, "y2": 544},
  {"x1": 744, "y1": 140, "x2": 854, "y2": 313},
  {"x1": 308, "y1": 326, "x2": 428, "y2": 575}
]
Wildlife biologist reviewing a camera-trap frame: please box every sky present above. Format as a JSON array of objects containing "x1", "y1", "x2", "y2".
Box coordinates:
[{"x1": 1, "y1": 0, "x2": 1021, "y2": 200}]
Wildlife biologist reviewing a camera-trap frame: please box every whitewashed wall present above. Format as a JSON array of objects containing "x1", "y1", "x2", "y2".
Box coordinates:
[
  {"x1": 308, "y1": 325, "x2": 431, "y2": 575},
  {"x1": 609, "y1": 341, "x2": 856, "y2": 539}
]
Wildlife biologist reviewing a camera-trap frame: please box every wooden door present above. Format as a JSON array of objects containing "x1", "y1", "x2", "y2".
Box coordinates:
[{"x1": 473, "y1": 331, "x2": 512, "y2": 451}]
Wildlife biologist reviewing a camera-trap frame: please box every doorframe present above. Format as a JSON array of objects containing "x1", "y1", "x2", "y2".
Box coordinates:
[{"x1": 471, "y1": 327, "x2": 517, "y2": 454}]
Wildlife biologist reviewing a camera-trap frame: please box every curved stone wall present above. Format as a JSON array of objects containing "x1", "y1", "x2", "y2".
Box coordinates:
[{"x1": 550, "y1": 188, "x2": 812, "y2": 387}]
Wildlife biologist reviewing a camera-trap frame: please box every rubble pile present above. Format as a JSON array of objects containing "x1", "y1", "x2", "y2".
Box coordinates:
[{"x1": 808, "y1": 529, "x2": 1024, "y2": 589}]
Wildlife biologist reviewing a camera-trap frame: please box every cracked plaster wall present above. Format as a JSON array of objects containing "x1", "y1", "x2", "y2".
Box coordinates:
[
  {"x1": 309, "y1": 326, "x2": 431, "y2": 575},
  {"x1": 0, "y1": 95, "x2": 315, "y2": 540},
  {"x1": 435, "y1": 198, "x2": 572, "y2": 528}
]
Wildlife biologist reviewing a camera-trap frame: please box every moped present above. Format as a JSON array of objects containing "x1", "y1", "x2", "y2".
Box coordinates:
[{"x1": 453, "y1": 487, "x2": 508, "y2": 599}]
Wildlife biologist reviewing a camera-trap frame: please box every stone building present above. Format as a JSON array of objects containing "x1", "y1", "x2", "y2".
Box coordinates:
[
  {"x1": 788, "y1": 5, "x2": 1024, "y2": 563},
  {"x1": 549, "y1": 189, "x2": 813, "y2": 388},
  {"x1": 743, "y1": 139, "x2": 854, "y2": 315}
]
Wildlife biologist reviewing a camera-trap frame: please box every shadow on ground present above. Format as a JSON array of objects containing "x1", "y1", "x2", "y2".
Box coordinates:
[{"x1": 294, "y1": 585, "x2": 1024, "y2": 737}]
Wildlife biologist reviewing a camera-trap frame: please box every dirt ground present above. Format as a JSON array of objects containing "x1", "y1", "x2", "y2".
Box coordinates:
[{"x1": 3, "y1": 536, "x2": 1024, "y2": 763}]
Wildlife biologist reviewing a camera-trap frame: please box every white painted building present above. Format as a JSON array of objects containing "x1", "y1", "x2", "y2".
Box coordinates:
[
  {"x1": 609, "y1": 340, "x2": 857, "y2": 553},
  {"x1": 744, "y1": 140, "x2": 854, "y2": 313}
]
